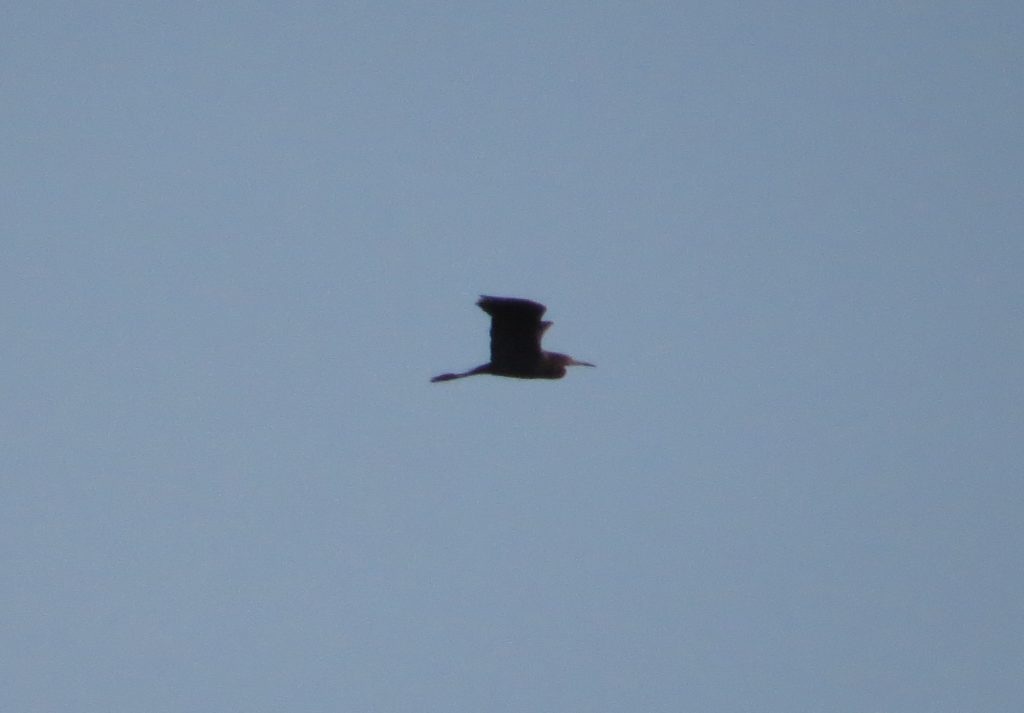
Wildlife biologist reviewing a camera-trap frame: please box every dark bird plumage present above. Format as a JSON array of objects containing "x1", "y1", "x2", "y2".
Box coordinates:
[{"x1": 431, "y1": 296, "x2": 595, "y2": 382}]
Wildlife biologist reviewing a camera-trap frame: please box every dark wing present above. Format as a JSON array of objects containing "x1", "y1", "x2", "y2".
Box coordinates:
[{"x1": 477, "y1": 296, "x2": 548, "y2": 369}]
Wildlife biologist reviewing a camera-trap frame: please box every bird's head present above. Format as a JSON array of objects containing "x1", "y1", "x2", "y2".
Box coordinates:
[{"x1": 548, "y1": 352, "x2": 596, "y2": 371}]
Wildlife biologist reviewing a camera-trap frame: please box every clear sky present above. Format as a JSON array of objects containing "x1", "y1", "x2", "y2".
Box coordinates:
[{"x1": 3, "y1": 2, "x2": 1022, "y2": 711}]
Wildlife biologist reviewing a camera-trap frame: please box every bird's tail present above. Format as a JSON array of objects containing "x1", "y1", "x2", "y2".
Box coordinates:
[
  {"x1": 430, "y1": 363, "x2": 491, "y2": 383},
  {"x1": 430, "y1": 372, "x2": 465, "y2": 382}
]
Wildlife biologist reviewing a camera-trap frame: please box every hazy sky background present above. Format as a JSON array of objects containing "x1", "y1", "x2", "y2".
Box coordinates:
[{"x1": 3, "y1": 2, "x2": 1022, "y2": 711}]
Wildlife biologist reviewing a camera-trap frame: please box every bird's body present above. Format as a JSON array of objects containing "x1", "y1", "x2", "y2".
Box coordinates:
[{"x1": 431, "y1": 296, "x2": 594, "y2": 382}]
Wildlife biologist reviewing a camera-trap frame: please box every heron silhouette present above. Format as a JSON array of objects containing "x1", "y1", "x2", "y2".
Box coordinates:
[{"x1": 431, "y1": 296, "x2": 595, "y2": 382}]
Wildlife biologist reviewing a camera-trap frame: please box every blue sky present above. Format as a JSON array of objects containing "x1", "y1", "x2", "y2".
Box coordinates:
[{"x1": 3, "y1": 2, "x2": 1022, "y2": 711}]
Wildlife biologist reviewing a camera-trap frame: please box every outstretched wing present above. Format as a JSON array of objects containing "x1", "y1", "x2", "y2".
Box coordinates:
[{"x1": 477, "y1": 296, "x2": 549, "y2": 370}]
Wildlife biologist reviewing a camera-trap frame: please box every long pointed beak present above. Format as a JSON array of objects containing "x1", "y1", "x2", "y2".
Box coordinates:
[{"x1": 571, "y1": 359, "x2": 596, "y2": 367}]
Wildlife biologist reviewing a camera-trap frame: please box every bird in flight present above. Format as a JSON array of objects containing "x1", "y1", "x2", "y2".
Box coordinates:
[{"x1": 431, "y1": 296, "x2": 595, "y2": 382}]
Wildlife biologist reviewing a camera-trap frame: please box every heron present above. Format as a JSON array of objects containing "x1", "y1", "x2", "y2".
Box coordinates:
[{"x1": 431, "y1": 296, "x2": 595, "y2": 382}]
